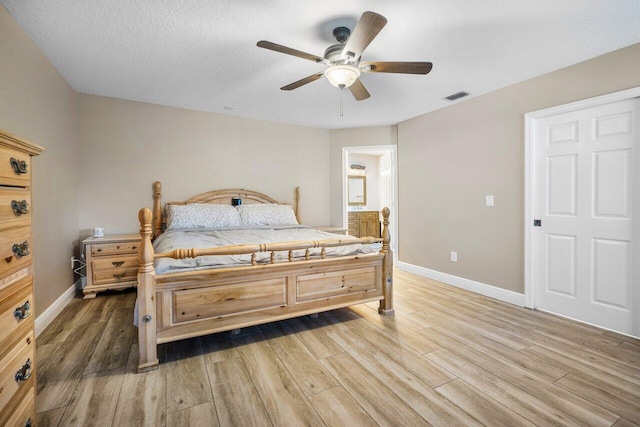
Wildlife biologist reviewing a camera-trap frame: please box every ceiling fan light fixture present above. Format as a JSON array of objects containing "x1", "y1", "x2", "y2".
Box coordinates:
[{"x1": 324, "y1": 64, "x2": 361, "y2": 89}]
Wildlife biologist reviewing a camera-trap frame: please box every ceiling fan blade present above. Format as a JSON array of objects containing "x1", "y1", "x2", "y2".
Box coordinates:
[
  {"x1": 281, "y1": 72, "x2": 324, "y2": 91},
  {"x1": 361, "y1": 61, "x2": 433, "y2": 75},
  {"x1": 257, "y1": 41, "x2": 325, "y2": 63},
  {"x1": 348, "y1": 79, "x2": 371, "y2": 101},
  {"x1": 342, "y1": 11, "x2": 387, "y2": 60}
]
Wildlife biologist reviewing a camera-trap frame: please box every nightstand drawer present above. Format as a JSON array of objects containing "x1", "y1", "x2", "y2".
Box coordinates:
[
  {"x1": 0, "y1": 331, "x2": 34, "y2": 412},
  {"x1": 91, "y1": 241, "x2": 139, "y2": 256},
  {"x1": 0, "y1": 189, "x2": 31, "y2": 232},
  {"x1": 93, "y1": 267, "x2": 138, "y2": 285},
  {"x1": 92, "y1": 254, "x2": 138, "y2": 270}
]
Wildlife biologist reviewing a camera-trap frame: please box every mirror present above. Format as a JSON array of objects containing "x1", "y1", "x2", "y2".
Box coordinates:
[{"x1": 348, "y1": 175, "x2": 366, "y2": 206}]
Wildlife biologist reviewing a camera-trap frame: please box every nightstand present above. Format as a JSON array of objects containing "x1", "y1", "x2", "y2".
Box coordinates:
[
  {"x1": 314, "y1": 226, "x2": 349, "y2": 235},
  {"x1": 82, "y1": 234, "x2": 140, "y2": 299}
]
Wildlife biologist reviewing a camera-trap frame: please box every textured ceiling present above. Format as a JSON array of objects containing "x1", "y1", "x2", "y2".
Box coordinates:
[{"x1": 2, "y1": 0, "x2": 640, "y2": 129}]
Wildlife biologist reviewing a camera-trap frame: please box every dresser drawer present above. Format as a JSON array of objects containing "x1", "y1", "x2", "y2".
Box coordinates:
[
  {"x1": 0, "y1": 331, "x2": 34, "y2": 412},
  {"x1": 0, "y1": 189, "x2": 31, "y2": 232},
  {"x1": 0, "y1": 227, "x2": 31, "y2": 278},
  {"x1": 0, "y1": 277, "x2": 32, "y2": 353},
  {"x1": 0, "y1": 384, "x2": 35, "y2": 427},
  {"x1": 91, "y1": 241, "x2": 139, "y2": 256},
  {"x1": 0, "y1": 146, "x2": 32, "y2": 187},
  {"x1": 93, "y1": 267, "x2": 138, "y2": 285}
]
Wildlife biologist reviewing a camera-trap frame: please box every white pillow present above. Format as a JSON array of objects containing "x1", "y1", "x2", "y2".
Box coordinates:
[
  {"x1": 166, "y1": 203, "x2": 241, "y2": 229},
  {"x1": 236, "y1": 204, "x2": 298, "y2": 226}
]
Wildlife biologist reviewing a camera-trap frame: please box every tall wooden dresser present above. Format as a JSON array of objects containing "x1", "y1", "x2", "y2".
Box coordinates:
[{"x1": 0, "y1": 129, "x2": 43, "y2": 427}]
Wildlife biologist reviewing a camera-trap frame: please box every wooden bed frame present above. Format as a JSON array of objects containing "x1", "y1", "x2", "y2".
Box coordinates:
[{"x1": 136, "y1": 181, "x2": 394, "y2": 372}]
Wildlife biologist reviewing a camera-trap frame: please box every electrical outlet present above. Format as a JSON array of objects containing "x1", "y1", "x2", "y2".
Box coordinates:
[{"x1": 450, "y1": 251, "x2": 458, "y2": 262}]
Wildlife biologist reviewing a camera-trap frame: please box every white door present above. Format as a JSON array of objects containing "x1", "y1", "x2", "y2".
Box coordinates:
[
  {"x1": 379, "y1": 152, "x2": 393, "y2": 216},
  {"x1": 533, "y1": 98, "x2": 638, "y2": 336}
]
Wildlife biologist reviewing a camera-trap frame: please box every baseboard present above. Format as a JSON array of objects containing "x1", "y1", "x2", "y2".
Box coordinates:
[
  {"x1": 35, "y1": 281, "x2": 78, "y2": 337},
  {"x1": 397, "y1": 262, "x2": 526, "y2": 307}
]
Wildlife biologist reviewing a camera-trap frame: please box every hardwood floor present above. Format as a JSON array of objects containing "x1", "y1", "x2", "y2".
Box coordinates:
[{"x1": 35, "y1": 269, "x2": 640, "y2": 426}]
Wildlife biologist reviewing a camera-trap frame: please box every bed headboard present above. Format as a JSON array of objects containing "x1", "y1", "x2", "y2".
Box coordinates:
[{"x1": 151, "y1": 181, "x2": 301, "y2": 238}]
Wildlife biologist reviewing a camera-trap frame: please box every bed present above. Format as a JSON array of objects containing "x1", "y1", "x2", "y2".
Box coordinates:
[{"x1": 136, "y1": 181, "x2": 394, "y2": 372}]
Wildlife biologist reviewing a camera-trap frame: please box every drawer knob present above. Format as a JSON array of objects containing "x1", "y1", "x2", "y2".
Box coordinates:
[
  {"x1": 10, "y1": 157, "x2": 28, "y2": 175},
  {"x1": 12, "y1": 241, "x2": 30, "y2": 258},
  {"x1": 112, "y1": 260, "x2": 125, "y2": 267},
  {"x1": 142, "y1": 314, "x2": 152, "y2": 323},
  {"x1": 14, "y1": 300, "x2": 31, "y2": 320},
  {"x1": 14, "y1": 358, "x2": 32, "y2": 383},
  {"x1": 113, "y1": 272, "x2": 126, "y2": 279},
  {"x1": 96, "y1": 248, "x2": 103, "y2": 252},
  {"x1": 11, "y1": 200, "x2": 29, "y2": 216}
]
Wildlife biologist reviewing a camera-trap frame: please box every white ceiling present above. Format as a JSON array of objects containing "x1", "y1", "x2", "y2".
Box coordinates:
[{"x1": 3, "y1": 0, "x2": 640, "y2": 129}]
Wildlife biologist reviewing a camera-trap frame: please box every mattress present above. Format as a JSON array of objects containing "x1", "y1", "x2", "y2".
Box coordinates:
[{"x1": 152, "y1": 225, "x2": 377, "y2": 275}]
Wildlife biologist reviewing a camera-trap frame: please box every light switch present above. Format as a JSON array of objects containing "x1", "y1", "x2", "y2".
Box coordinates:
[
  {"x1": 485, "y1": 195, "x2": 494, "y2": 207},
  {"x1": 450, "y1": 251, "x2": 458, "y2": 262}
]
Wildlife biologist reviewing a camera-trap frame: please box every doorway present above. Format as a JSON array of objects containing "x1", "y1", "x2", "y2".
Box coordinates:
[
  {"x1": 525, "y1": 87, "x2": 640, "y2": 337},
  {"x1": 342, "y1": 145, "x2": 398, "y2": 261}
]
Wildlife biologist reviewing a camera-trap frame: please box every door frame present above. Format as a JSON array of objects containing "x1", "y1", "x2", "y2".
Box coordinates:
[
  {"x1": 524, "y1": 86, "x2": 640, "y2": 309},
  {"x1": 342, "y1": 145, "x2": 398, "y2": 263}
]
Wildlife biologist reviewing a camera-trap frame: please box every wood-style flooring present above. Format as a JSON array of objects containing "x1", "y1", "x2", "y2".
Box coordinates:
[{"x1": 35, "y1": 269, "x2": 640, "y2": 426}]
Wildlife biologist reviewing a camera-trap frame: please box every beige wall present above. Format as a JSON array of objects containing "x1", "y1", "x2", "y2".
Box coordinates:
[
  {"x1": 328, "y1": 126, "x2": 397, "y2": 226},
  {"x1": 0, "y1": 6, "x2": 80, "y2": 316},
  {"x1": 77, "y1": 95, "x2": 331, "y2": 235},
  {"x1": 398, "y1": 43, "x2": 640, "y2": 293}
]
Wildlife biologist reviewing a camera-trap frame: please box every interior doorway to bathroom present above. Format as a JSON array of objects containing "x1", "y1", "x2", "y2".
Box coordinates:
[{"x1": 342, "y1": 145, "x2": 398, "y2": 261}]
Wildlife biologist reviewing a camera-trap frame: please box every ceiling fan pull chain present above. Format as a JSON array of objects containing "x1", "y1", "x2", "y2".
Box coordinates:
[{"x1": 340, "y1": 89, "x2": 344, "y2": 117}]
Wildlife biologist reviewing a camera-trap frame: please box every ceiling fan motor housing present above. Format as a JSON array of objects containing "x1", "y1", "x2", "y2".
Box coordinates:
[
  {"x1": 325, "y1": 26, "x2": 354, "y2": 63},
  {"x1": 324, "y1": 43, "x2": 346, "y2": 62}
]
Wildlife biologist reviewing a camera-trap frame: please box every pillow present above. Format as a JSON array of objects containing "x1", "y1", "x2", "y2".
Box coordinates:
[
  {"x1": 236, "y1": 203, "x2": 298, "y2": 226},
  {"x1": 166, "y1": 203, "x2": 241, "y2": 229}
]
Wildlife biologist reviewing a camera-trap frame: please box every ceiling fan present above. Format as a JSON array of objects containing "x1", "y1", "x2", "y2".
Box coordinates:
[{"x1": 257, "y1": 11, "x2": 433, "y2": 101}]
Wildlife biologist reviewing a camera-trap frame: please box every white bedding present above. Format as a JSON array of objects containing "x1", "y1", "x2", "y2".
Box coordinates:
[{"x1": 153, "y1": 225, "x2": 377, "y2": 274}]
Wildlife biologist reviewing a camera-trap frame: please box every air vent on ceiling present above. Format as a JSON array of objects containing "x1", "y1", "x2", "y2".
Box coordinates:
[{"x1": 445, "y1": 91, "x2": 469, "y2": 101}]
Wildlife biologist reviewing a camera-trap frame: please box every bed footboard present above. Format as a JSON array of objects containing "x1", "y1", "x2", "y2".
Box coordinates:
[{"x1": 136, "y1": 207, "x2": 393, "y2": 373}]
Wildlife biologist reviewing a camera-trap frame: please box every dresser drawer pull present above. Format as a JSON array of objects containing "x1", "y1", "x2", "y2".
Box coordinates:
[
  {"x1": 10, "y1": 157, "x2": 28, "y2": 175},
  {"x1": 14, "y1": 300, "x2": 31, "y2": 320},
  {"x1": 132, "y1": 245, "x2": 137, "y2": 250},
  {"x1": 12, "y1": 241, "x2": 30, "y2": 258},
  {"x1": 11, "y1": 200, "x2": 29, "y2": 216},
  {"x1": 96, "y1": 248, "x2": 102, "y2": 252},
  {"x1": 14, "y1": 359, "x2": 32, "y2": 383},
  {"x1": 112, "y1": 261, "x2": 125, "y2": 267},
  {"x1": 113, "y1": 272, "x2": 127, "y2": 279}
]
